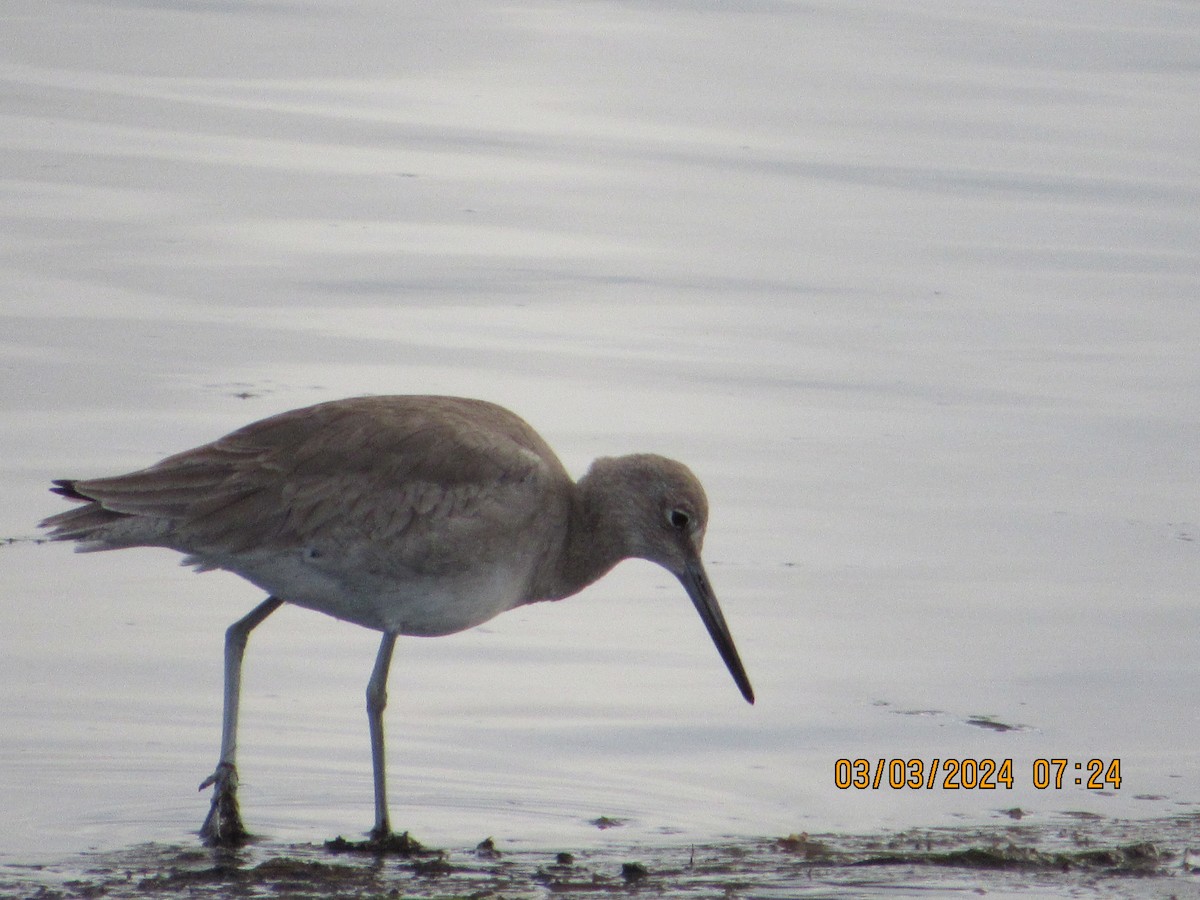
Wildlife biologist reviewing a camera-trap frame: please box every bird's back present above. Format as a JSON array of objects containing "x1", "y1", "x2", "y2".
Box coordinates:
[{"x1": 41, "y1": 396, "x2": 575, "y2": 633}]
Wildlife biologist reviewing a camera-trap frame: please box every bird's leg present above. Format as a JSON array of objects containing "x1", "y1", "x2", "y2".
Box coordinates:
[
  {"x1": 366, "y1": 632, "x2": 398, "y2": 842},
  {"x1": 198, "y1": 595, "x2": 283, "y2": 847}
]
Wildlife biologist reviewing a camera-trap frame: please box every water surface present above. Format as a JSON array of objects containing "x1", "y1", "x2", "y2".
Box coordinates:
[{"x1": 1, "y1": 0, "x2": 1198, "y2": 875}]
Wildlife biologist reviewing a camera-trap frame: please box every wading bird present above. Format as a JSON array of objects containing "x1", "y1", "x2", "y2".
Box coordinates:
[{"x1": 41, "y1": 395, "x2": 754, "y2": 847}]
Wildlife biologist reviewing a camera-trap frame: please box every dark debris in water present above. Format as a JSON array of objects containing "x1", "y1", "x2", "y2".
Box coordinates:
[
  {"x1": 474, "y1": 836, "x2": 502, "y2": 859},
  {"x1": 7, "y1": 815, "x2": 1200, "y2": 899},
  {"x1": 853, "y1": 839, "x2": 1166, "y2": 873},
  {"x1": 964, "y1": 714, "x2": 1026, "y2": 732},
  {"x1": 323, "y1": 829, "x2": 426, "y2": 856},
  {"x1": 0, "y1": 535, "x2": 49, "y2": 548},
  {"x1": 589, "y1": 815, "x2": 626, "y2": 830},
  {"x1": 620, "y1": 861, "x2": 649, "y2": 882}
]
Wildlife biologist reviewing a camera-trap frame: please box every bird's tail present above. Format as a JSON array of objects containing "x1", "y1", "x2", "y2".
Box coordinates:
[{"x1": 39, "y1": 480, "x2": 129, "y2": 548}]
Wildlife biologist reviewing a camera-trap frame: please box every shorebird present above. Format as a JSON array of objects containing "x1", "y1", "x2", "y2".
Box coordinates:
[{"x1": 40, "y1": 395, "x2": 754, "y2": 847}]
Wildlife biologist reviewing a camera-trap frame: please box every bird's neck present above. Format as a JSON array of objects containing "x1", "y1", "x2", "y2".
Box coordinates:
[{"x1": 531, "y1": 470, "x2": 630, "y2": 603}]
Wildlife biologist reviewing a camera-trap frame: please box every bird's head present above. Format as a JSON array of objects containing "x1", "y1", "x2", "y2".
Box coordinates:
[
  {"x1": 582, "y1": 454, "x2": 754, "y2": 704},
  {"x1": 585, "y1": 453, "x2": 708, "y2": 574}
]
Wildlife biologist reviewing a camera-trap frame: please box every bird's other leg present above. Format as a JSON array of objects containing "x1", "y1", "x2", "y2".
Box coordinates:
[
  {"x1": 367, "y1": 632, "x2": 398, "y2": 842},
  {"x1": 198, "y1": 595, "x2": 283, "y2": 847}
]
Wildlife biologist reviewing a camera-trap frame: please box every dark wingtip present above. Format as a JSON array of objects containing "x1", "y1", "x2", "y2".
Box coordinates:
[{"x1": 50, "y1": 479, "x2": 89, "y2": 501}]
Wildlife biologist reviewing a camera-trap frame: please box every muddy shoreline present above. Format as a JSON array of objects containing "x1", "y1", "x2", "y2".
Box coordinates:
[{"x1": 5, "y1": 814, "x2": 1199, "y2": 899}]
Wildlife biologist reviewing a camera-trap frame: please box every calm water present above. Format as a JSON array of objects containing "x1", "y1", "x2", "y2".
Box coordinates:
[{"x1": 1, "y1": 0, "x2": 1198, "y2": 869}]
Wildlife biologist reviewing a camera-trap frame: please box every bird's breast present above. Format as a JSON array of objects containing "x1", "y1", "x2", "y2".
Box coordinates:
[{"x1": 216, "y1": 547, "x2": 535, "y2": 636}]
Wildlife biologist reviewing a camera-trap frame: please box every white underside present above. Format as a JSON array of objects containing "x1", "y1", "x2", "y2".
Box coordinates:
[{"x1": 189, "y1": 549, "x2": 533, "y2": 636}]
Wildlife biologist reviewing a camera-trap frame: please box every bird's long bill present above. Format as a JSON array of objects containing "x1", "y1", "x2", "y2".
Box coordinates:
[{"x1": 680, "y1": 558, "x2": 755, "y2": 704}]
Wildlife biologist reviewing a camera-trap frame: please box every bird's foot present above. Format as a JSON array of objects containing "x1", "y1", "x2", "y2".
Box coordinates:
[
  {"x1": 324, "y1": 828, "x2": 425, "y2": 855},
  {"x1": 198, "y1": 761, "x2": 250, "y2": 848}
]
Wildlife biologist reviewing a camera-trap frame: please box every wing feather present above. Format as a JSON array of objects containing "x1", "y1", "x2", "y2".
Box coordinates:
[{"x1": 42, "y1": 396, "x2": 568, "y2": 564}]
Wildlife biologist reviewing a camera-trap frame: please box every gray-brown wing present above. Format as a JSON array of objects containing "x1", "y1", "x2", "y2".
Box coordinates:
[{"x1": 43, "y1": 396, "x2": 569, "y2": 565}]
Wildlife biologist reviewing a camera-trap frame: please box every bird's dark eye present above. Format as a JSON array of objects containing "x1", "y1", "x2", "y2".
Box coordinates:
[{"x1": 668, "y1": 509, "x2": 691, "y2": 530}]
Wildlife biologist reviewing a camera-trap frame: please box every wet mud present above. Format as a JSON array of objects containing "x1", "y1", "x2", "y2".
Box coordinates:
[{"x1": 5, "y1": 814, "x2": 1200, "y2": 899}]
